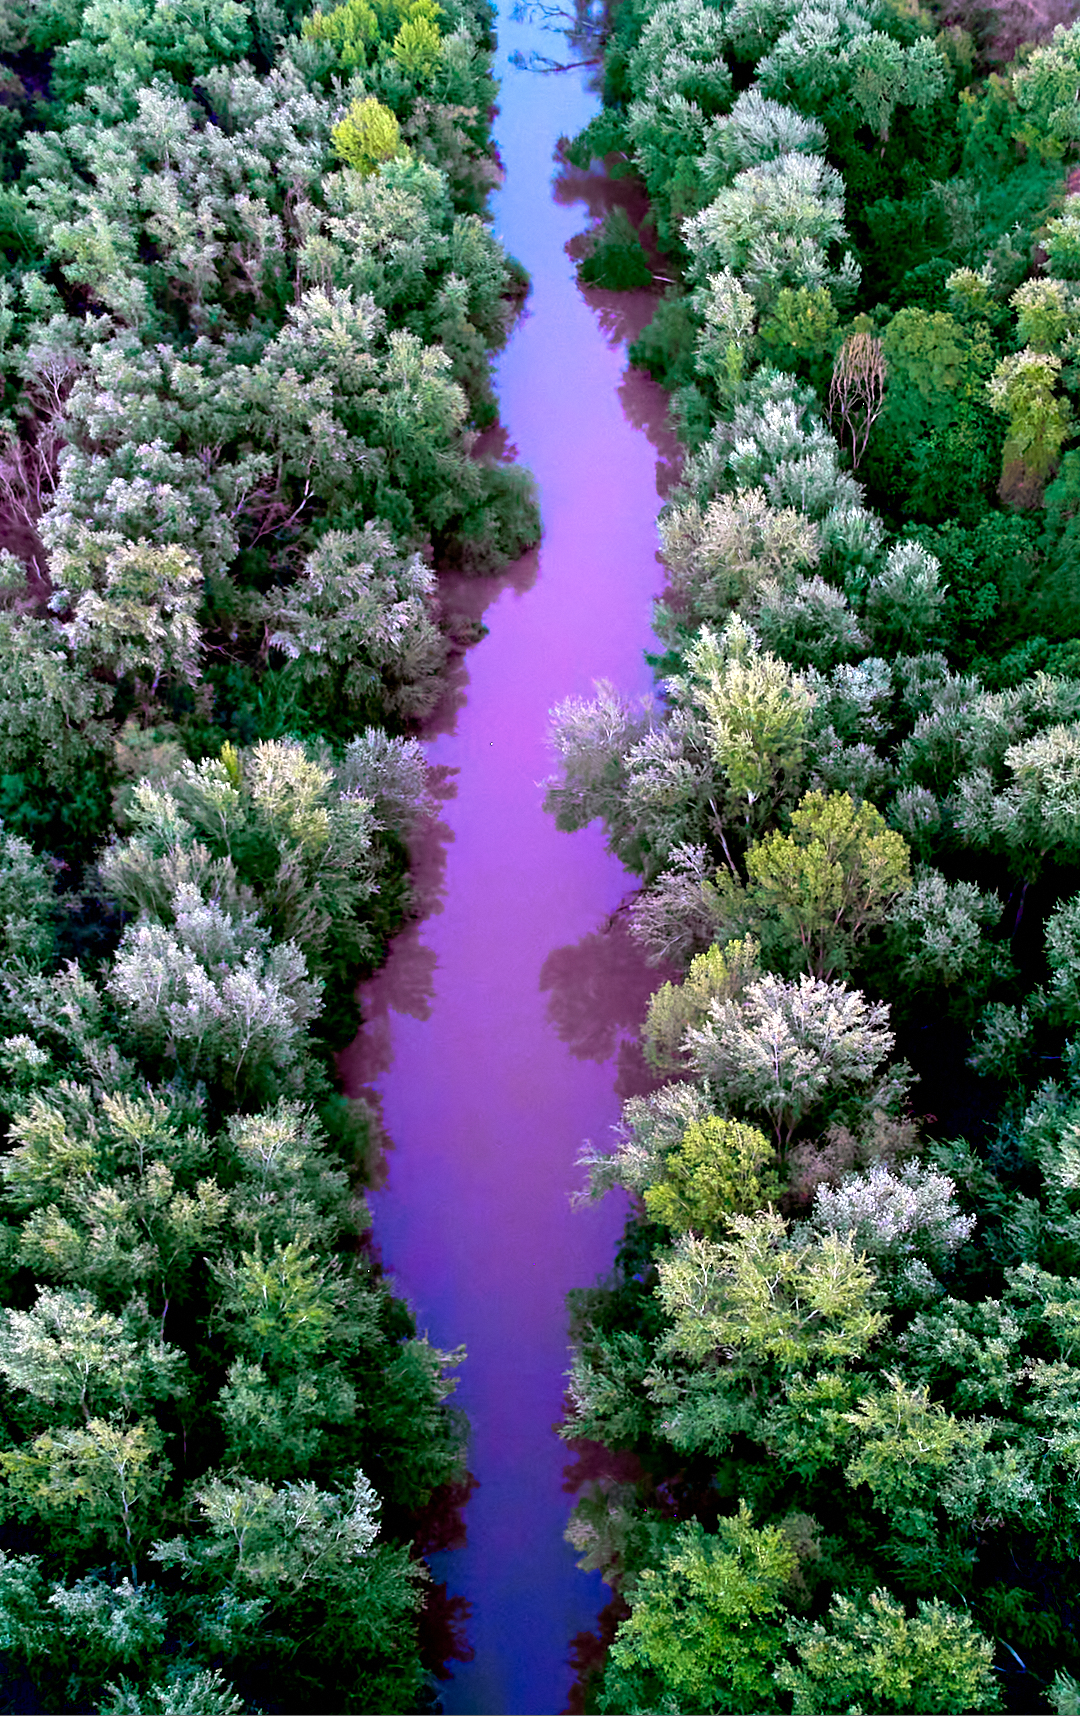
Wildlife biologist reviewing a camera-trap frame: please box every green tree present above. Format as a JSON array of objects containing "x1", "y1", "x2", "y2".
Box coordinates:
[
  {"x1": 809, "y1": 1161, "x2": 974, "y2": 1280},
  {"x1": 685, "y1": 618, "x2": 816, "y2": 851},
  {"x1": 657, "y1": 485, "x2": 819, "y2": 639},
  {"x1": 1, "y1": 1085, "x2": 228, "y2": 1317},
  {"x1": 956, "y1": 722, "x2": 1080, "y2": 876},
  {"x1": 0, "y1": 1556, "x2": 172, "y2": 1712},
  {"x1": 989, "y1": 347, "x2": 1072, "y2": 500},
  {"x1": 0, "y1": 821, "x2": 56, "y2": 969},
  {"x1": 692, "y1": 268, "x2": 758, "y2": 405},
  {"x1": 331, "y1": 98, "x2": 403, "y2": 173},
  {"x1": 656, "y1": 1210, "x2": 886, "y2": 1367},
  {"x1": 879, "y1": 306, "x2": 994, "y2": 445},
  {"x1": 106, "y1": 888, "x2": 322, "y2": 1097},
  {"x1": 391, "y1": 1, "x2": 443, "y2": 76},
  {"x1": 212, "y1": 1238, "x2": 340, "y2": 1371},
  {"x1": 848, "y1": 33, "x2": 947, "y2": 144},
  {"x1": 1011, "y1": 278, "x2": 1076, "y2": 354},
  {"x1": 1045, "y1": 891, "x2": 1080, "y2": 1024},
  {"x1": 62, "y1": 539, "x2": 203, "y2": 690},
  {"x1": 749, "y1": 575, "x2": 865, "y2": 673},
  {"x1": 100, "y1": 739, "x2": 388, "y2": 986},
  {"x1": 884, "y1": 867, "x2": 1010, "y2": 1008},
  {"x1": 263, "y1": 523, "x2": 447, "y2": 723},
  {"x1": 843, "y1": 1372, "x2": 993, "y2": 1540},
  {"x1": 863, "y1": 542, "x2": 947, "y2": 654},
  {"x1": 778, "y1": 1587, "x2": 1001, "y2": 1713},
  {"x1": 643, "y1": 1116, "x2": 781, "y2": 1233},
  {"x1": 0, "y1": 612, "x2": 114, "y2": 846},
  {"x1": 302, "y1": 0, "x2": 379, "y2": 66},
  {"x1": 600, "y1": 1508, "x2": 795, "y2": 1715},
  {"x1": 155, "y1": 1469, "x2": 426, "y2": 1711},
  {"x1": 51, "y1": 0, "x2": 253, "y2": 101},
  {"x1": 684, "y1": 154, "x2": 859, "y2": 310},
  {"x1": 644, "y1": 936, "x2": 761, "y2": 1071},
  {"x1": 1, "y1": 1419, "x2": 168, "y2": 1580},
  {"x1": 740, "y1": 789, "x2": 911, "y2": 978},
  {"x1": 1013, "y1": 22, "x2": 1080, "y2": 159},
  {"x1": 0, "y1": 1288, "x2": 184, "y2": 1423},
  {"x1": 700, "y1": 90, "x2": 826, "y2": 186},
  {"x1": 102, "y1": 1667, "x2": 245, "y2": 1716}
]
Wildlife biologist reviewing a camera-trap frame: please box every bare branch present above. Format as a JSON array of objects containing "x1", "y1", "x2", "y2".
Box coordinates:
[
  {"x1": 507, "y1": 47, "x2": 601, "y2": 71},
  {"x1": 827, "y1": 331, "x2": 887, "y2": 471}
]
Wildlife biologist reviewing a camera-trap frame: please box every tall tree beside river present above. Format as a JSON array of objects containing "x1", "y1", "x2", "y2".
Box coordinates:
[
  {"x1": 545, "y1": 0, "x2": 1080, "y2": 1710},
  {"x1": 0, "y1": 0, "x2": 537, "y2": 1705}
]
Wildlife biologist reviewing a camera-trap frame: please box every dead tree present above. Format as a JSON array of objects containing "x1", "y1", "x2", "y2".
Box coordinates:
[{"x1": 827, "y1": 330, "x2": 887, "y2": 470}]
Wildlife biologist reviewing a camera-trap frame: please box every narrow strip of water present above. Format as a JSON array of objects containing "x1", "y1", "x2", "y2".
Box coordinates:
[{"x1": 339, "y1": 21, "x2": 678, "y2": 1711}]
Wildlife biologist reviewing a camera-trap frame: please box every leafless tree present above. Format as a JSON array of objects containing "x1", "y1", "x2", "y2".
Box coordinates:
[{"x1": 828, "y1": 331, "x2": 887, "y2": 470}]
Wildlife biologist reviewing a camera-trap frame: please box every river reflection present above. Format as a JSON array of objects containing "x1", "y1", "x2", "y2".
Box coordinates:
[
  {"x1": 539, "y1": 914, "x2": 670, "y2": 1098},
  {"x1": 339, "y1": 17, "x2": 680, "y2": 1711}
]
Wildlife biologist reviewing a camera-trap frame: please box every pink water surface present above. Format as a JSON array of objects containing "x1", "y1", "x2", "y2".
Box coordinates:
[{"x1": 338, "y1": 27, "x2": 679, "y2": 1713}]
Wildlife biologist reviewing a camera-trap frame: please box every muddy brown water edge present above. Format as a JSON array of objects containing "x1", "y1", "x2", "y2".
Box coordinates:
[{"x1": 337, "y1": 21, "x2": 680, "y2": 1716}]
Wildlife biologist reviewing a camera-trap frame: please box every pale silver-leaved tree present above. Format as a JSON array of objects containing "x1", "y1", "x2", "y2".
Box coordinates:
[{"x1": 686, "y1": 970, "x2": 896, "y2": 1149}]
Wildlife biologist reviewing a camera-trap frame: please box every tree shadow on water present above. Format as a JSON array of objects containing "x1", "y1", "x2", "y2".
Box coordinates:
[
  {"x1": 579, "y1": 284, "x2": 660, "y2": 350},
  {"x1": 558, "y1": 1439, "x2": 646, "y2": 1712},
  {"x1": 427, "y1": 548, "x2": 541, "y2": 739},
  {"x1": 539, "y1": 912, "x2": 674, "y2": 1098},
  {"x1": 552, "y1": 158, "x2": 652, "y2": 229},
  {"x1": 618, "y1": 365, "x2": 683, "y2": 498},
  {"x1": 410, "y1": 1474, "x2": 479, "y2": 1691},
  {"x1": 337, "y1": 770, "x2": 459, "y2": 1097},
  {"x1": 563, "y1": 1596, "x2": 631, "y2": 1716},
  {"x1": 550, "y1": 159, "x2": 683, "y2": 491}
]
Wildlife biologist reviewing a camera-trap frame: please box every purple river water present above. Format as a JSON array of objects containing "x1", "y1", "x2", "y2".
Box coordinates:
[{"x1": 338, "y1": 20, "x2": 679, "y2": 1712}]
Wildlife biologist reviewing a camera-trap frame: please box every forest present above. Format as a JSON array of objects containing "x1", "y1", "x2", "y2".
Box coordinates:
[
  {"x1": 0, "y1": 0, "x2": 538, "y2": 1708},
  {"x1": 4, "y1": 0, "x2": 1080, "y2": 1700},
  {"x1": 540, "y1": 0, "x2": 1080, "y2": 1710}
]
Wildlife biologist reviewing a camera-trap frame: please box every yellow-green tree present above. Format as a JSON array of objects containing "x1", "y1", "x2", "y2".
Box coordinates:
[
  {"x1": 391, "y1": 0, "x2": 442, "y2": 74},
  {"x1": 330, "y1": 97, "x2": 402, "y2": 174},
  {"x1": 600, "y1": 1508, "x2": 795, "y2": 1715},
  {"x1": 643, "y1": 1116, "x2": 780, "y2": 1234},
  {"x1": 743, "y1": 791, "x2": 911, "y2": 978},
  {"x1": 643, "y1": 936, "x2": 760, "y2": 1072},
  {"x1": 302, "y1": 0, "x2": 378, "y2": 65},
  {"x1": 988, "y1": 347, "x2": 1073, "y2": 505}
]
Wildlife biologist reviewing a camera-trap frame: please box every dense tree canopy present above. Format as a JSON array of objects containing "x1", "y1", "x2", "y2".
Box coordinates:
[
  {"x1": 550, "y1": 1, "x2": 1080, "y2": 1710},
  {"x1": 0, "y1": 0, "x2": 535, "y2": 1702}
]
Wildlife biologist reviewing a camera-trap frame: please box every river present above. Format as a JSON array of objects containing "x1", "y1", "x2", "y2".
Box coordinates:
[{"x1": 337, "y1": 16, "x2": 679, "y2": 1711}]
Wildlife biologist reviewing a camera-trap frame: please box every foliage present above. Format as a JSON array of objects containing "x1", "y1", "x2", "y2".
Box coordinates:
[
  {"x1": 600, "y1": 1509, "x2": 795, "y2": 1714},
  {"x1": 331, "y1": 97, "x2": 403, "y2": 172},
  {"x1": 1012, "y1": 22, "x2": 1080, "y2": 160},
  {"x1": 0, "y1": 0, "x2": 519, "y2": 1705},
  {"x1": 684, "y1": 154, "x2": 859, "y2": 311},
  {"x1": 883, "y1": 866, "x2": 1010, "y2": 1011},
  {"x1": 655, "y1": 1208, "x2": 886, "y2": 1367},
  {"x1": 736, "y1": 788, "x2": 912, "y2": 978},
  {"x1": 686, "y1": 970, "x2": 896, "y2": 1150},
  {"x1": 643, "y1": 935, "x2": 761, "y2": 1071},
  {"x1": 808, "y1": 1160, "x2": 974, "y2": 1274},
  {"x1": 578, "y1": 206, "x2": 653, "y2": 290},
  {"x1": 263, "y1": 523, "x2": 447, "y2": 724},
  {"x1": 989, "y1": 347, "x2": 1073, "y2": 499},
  {"x1": 551, "y1": 0, "x2": 1080, "y2": 1703},
  {"x1": 643, "y1": 1116, "x2": 781, "y2": 1233},
  {"x1": 778, "y1": 1588, "x2": 1000, "y2": 1713}
]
